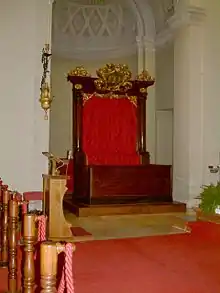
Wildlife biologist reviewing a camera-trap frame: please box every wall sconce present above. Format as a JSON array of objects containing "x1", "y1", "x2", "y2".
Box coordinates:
[{"x1": 39, "y1": 44, "x2": 53, "y2": 120}]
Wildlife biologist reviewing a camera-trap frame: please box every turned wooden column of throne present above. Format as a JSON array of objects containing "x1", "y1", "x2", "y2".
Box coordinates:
[{"x1": 66, "y1": 63, "x2": 173, "y2": 207}]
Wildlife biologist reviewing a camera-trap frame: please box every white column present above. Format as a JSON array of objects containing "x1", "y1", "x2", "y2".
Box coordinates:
[
  {"x1": 0, "y1": 0, "x2": 52, "y2": 192},
  {"x1": 200, "y1": 0, "x2": 220, "y2": 186},
  {"x1": 171, "y1": 5, "x2": 206, "y2": 206},
  {"x1": 144, "y1": 38, "x2": 156, "y2": 163},
  {"x1": 136, "y1": 37, "x2": 144, "y2": 74}
]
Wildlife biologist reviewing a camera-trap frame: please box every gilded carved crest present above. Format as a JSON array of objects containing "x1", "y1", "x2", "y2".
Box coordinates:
[
  {"x1": 136, "y1": 70, "x2": 155, "y2": 82},
  {"x1": 67, "y1": 64, "x2": 154, "y2": 106},
  {"x1": 94, "y1": 63, "x2": 132, "y2": 93},
  {"x1": 68, "y1": 66, "x2": 91, "y2": 77}
]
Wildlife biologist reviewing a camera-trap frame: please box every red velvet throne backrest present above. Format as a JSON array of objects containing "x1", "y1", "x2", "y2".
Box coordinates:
[
  {"x1": 82, "y1": 95, "x2": 139, "y2": 165},
  {"x1": 68, "y1": 63, "x2": 155, "y2": 167}
]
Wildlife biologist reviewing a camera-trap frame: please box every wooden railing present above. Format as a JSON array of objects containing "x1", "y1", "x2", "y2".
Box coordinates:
[{"x1": 0, "y1": 185, "x2": 75, "y2": 293}]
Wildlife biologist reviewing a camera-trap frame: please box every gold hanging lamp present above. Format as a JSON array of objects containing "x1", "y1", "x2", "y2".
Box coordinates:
[
  {"x1": 39, "y1": 0, "x2": 55, "y2": 119},
  {"x1": 39, "y1": 44, "x2": 53, "y2": 120}
]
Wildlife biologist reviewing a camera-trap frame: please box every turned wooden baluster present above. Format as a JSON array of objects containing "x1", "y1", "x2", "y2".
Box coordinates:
[
  {"x1": 0, "y1": 188, "x2": 10, "y2": 267},
  {"x1": 8, "y1": 199, "x2": 19, "y2": 293},
  {"x1": 23, "y1": 214, "x2": 37, "y2": 293},
  {"x1": 16, "y1": 192, "x2": 28, "y2": 246},
  {"x1": 40, "y1": 242, "x2": 59, "y2": 293}
]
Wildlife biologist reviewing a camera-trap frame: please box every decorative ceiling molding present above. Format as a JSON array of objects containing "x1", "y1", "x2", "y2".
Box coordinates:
[
  {"x1": 53, "y1": 0, "x2": 139, "y2": 60},
  {"x1": 52, "y1": 0, "x2": 206, "y2": 58},
  {"x1": 52, "y1": 42, "x2": 137, "y2": 60},
  {"x1": 52, "y1": 0, "x2": 158, "y2": 60}
]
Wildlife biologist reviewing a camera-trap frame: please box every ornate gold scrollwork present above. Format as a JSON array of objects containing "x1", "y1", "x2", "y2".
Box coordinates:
[
  {"x1": 128, "y1": 96, "x2": 137, "y2": 106},
  {"x1": 69, "y1": 64, "x2": 140, "y2": 106},
  {"x1": 140, "y1": 87, "x2": 148, "y2": 94},
  {"x1": 68, "y1": 66, "x2": 91, "y2": 77},
  {"x1": 82, "y1": 93, "x2": 137, "y2": 107},
  {"x1": 136, "y1": 70, "x2": 155, "y2": 82},
  {"x1": 94, "y1": 63, "x2": 132, "y2": 93},
  {"x1": 75, "y1": 84, "x2": 83, "y2": 90},
  {"x1": 82, "y1": 93, "x2": 93, "y2": 105}
]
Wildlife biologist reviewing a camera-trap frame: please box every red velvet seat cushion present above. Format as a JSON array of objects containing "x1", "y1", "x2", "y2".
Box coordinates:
[{"x1": 23, "y1": 191, "x2": 43, "y2": 201}]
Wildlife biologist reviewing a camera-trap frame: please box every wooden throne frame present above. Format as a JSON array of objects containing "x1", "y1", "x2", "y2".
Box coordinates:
[
  {"x1": 68, "y1": 64, "x2": 154, "y2": 166},
  {"x1": 65, "y1": 63, "x2": 185, "y2": 213}
]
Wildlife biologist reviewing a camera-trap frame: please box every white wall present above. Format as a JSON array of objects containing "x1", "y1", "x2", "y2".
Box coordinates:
[
  {"x1": 155, "y1": 42, "x2": 174, "y2": 165},
  {"x1": 156, "y1": 42, "x2": 174, "y2": 110},
  {"x1": 156, "y1": 110, "x2": 173, "y2": 165},
  {"x1": 50, "y1": 55, "x2": 138, "y2": 157},
  {"x1": 0, "y1": 0, "x2": 51, "y2": 192}
]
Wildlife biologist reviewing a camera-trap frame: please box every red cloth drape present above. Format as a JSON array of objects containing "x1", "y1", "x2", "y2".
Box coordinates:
[{"x1": 82, "y1": 96, "x2": 140, "y2": 165}]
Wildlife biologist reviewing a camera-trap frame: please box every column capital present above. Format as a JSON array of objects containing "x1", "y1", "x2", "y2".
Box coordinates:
[
  {"x1": 156, "y1": 5, "x2": 206, "y2": 48},
  {"x1": 168, "y1": 5, "x2": 206, "y2": 31}
]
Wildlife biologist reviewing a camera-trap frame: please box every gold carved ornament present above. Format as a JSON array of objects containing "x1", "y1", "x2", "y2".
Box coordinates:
[
  {"x1": 136, "y1": 70, "x2": 155, "y2": 95},
  {"x1": 94, "y1": 63, "x2": 132, "y2": 93},
  {"x1": 68, "y1": 65, "x2": 91, "y2": 77},
  {"x1": 82, "y1": 93, "x2": 137, "y2": 106},
  {"x1": 68, "y1": 64, "x2": 137, "y2": 106},
  {"x1": 136, "y1": 70, "x2": 155, "y2": 82},
  {"x1": 93, "y1": 63, "x2": 137, "y2": 106},
  {"x1": 68, "y1": 66, "x2": 91, "y2": 90}
]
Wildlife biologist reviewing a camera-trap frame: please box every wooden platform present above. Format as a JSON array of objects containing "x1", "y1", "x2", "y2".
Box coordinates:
[{"x1": 64, "y1": 197, "x2": 186, "y2": 217}]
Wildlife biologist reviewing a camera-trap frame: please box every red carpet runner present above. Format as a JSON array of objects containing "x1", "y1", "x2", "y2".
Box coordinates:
[{"x1": 1, "y1": 221, "x2": 220, "y2": 293}]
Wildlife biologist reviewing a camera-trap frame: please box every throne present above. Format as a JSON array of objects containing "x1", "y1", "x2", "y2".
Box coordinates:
[{"x1": 64, "y1": 64, "x2": 186, "y2": 214}]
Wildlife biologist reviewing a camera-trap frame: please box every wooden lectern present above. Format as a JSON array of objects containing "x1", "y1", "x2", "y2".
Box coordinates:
[{"x1": 42, "y1": 152, "x2": 73, "y2": 241}]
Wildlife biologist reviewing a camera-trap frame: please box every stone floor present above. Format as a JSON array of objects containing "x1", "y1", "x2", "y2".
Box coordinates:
[{"x1": 64, "y1": 210, "x2": 196, "y2": 241}]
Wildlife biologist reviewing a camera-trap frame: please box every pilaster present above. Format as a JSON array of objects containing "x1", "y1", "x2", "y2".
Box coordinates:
[
  {"x1": 143, "y1": 37, "x2": 156, "y2": 163},
  {"x1": 136, "y1": 37, "x2": 144, "y2": 74}
]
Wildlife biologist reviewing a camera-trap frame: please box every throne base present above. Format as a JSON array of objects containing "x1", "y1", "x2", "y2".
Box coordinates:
[{"x1": 64, "y1": 195, "x2": 186, "y2": 217}]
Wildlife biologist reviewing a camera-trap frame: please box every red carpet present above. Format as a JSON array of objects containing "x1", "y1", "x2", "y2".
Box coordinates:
[
  {"x1": 1, "y1": 221, "x2": 220, "y2": 293},
  {"x1": 71, "y1": 227, "x2": 93, "y2": 238},
  {"x1": 74, "y1": 222, "x2": 220, "y2": 293}
]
